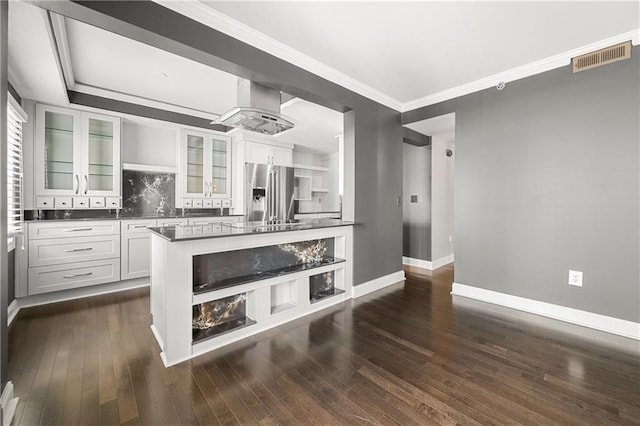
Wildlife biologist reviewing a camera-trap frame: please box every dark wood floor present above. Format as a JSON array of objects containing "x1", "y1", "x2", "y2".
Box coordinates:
[{"x1": 8, "y1": 264, "x2": 640, "y2": 425}]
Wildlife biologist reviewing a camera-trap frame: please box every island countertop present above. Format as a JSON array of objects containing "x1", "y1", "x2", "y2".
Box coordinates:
[{"x1": 148, "y1": 219, "x2": 354, "y2": 242}]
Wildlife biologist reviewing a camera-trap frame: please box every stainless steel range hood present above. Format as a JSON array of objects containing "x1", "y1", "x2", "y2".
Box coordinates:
[{"x1": 213, "y1": 79, "x2": 295, "y2": 136}]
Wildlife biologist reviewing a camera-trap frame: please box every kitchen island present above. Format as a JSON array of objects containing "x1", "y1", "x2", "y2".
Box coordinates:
[{"x1": 149, "y1": 220, "x2": 353, "y2": 366}]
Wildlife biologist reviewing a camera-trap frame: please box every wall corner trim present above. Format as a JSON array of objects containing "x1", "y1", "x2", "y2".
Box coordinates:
[
  {"x1": 6, "y1": 300, "x2": 18, "y2": 327},
  {"x1": 451, "y1": 282, "x2": 640, "y2": 341},
  {"x1": 0, "y1": 381, "x2": 18, "y2": 426},
  {"x1": 353, "y1": 270, "x2": 405, "y2": 298}
]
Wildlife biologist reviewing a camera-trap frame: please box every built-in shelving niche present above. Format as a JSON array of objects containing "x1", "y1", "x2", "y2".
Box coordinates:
[
  {"x1": 192, "y1": 292, "x2": 256, "y2": 344},
  {"x1": 309, "y1": 270, "x2": 344, "y2": 303},
  {"x1": 271, "y1": 281, "x2": 296, "y2": 315},
  {"x1": 193, "y1": 238, "x2": 344, "y2": 294}
]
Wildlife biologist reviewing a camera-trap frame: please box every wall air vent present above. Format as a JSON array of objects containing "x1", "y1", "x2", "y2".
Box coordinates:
[{"x1": 572, "y1": 41, "x2": 631, "y2": 73}]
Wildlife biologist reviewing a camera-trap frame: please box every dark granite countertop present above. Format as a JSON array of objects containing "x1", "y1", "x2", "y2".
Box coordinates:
[
  {"x1": 149, "y1": 219, "x2": 354, "y2": 242},
  {"x1": 25, "y1": 214, "x2": 244, "y2": 222}
]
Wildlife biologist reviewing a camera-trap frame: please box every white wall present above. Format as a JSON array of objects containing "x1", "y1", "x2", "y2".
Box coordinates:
[
  {"x1": 431, "y1": 135, "x2": 455, "y2": 262},
  {"x1": 122, "y1": 119, "x2": 178, "y2": 167}
]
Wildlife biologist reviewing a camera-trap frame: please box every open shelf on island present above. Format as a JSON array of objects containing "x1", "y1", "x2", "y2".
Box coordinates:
[
  {"x1": 193, "y1": 237, "x2": 343, "y2": 295},
  {"x1": 194, "y1": 257, "x2": 345, "y2": 294},
  {"x1": 310, "y1": 288, "x2": 345, "y2": 304},
  {"x1": 192, "y1": 293, "x2": 256, "y2": 344},
  {"x1": 271, "y1": 281, "x2": 297, "y2": 315},
  {"x1": 192, "y1": 316, "x2": 256, "y2": 344},
  {"x1": 309, "y1": 270, "x2": 344, "y2": 303}
]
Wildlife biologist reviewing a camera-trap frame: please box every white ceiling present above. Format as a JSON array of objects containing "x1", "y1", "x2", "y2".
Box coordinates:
[
  {"x1": 205, "y1": 1, "x2": 639, "y2": 106},
  {"x1": 8, "y1": 1, "x2": 639, "y2": 149}
]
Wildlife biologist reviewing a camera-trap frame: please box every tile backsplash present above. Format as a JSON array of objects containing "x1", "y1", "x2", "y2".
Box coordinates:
[{"x1": 122, "y1": 170, "x2": 176, "y2": 217}]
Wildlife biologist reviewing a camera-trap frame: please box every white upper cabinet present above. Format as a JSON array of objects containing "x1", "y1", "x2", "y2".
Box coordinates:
[
  {"x1": 35, "y1": 104, "x2": 121, "y2": 199},
  {"x1": 245, "y1": 141, "x2": 292, "y2": 167},
  {"x1": 181, "y1": 129, "x2": 231, "y2": 199}
]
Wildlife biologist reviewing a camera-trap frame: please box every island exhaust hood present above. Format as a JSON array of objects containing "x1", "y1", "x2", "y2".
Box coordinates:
[{"x1": 213, "y1": 79, "x2": 295, "y2": 136}]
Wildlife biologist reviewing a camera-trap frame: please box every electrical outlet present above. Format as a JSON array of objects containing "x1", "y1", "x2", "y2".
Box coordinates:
[
  {"x1": 411, "y1": 195, "x2": 418, "y2": 203},
  {"x1": 568, "y1": 270, "x2": 583, "y2": 287}
]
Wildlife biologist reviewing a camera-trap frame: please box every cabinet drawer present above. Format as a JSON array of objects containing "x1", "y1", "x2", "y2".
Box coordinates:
[
  {"x1": 182, "y1": 199, "x2": 193, "y2": 208},
  {"x1": 73, "y1": 197, "x2": 89, "y2": 208},
  {"x1": 106, "y1": 197, "x2": 121, "y2": 208},
  {"x1": 90, "y1": 197, "x2": 106, "y2": 208},
  {"x1": 28, "y1": 220, "x2": 120, "y2": 239},
  {"x1": 121, "y1": 219, "x2": 157, "y2": 234},
  {"x1": 156, "y1": 218, "x2": 188, "y2": 227},
  {"x1": 28, "y1": 258, "x2": 120, "y2": 295},
  {"x1": 54, "y1": 197, "x2": 72, "y2": 209},
  {"x1": 222, "y1": 199, "x2": 231, "y2": 208},
  {"x1": 193, "y1": 199, "x2": 204, "y2": 208},
  {"x1": 36, "y1": 197, "x2": 54, "y2": 208},
  {"x1": 29, "y1": 234, "x2": 120, "y2": 267}
]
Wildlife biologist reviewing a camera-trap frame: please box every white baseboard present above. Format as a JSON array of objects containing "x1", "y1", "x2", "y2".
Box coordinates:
[
  {"x1": 8, "y1": 278, "x2": 150, "y2": 326},
  {"x1": 403, "y1": 255, "x2": 454, "y2": 271},
  {"x1": 353, "y1": 270, "x2": 405, "y2": 298},
  {"x1": 452, "y1": 282, "x2": 640, "y2": 341},
  {"x1": 1, "y1": 381, "x2": 18, "y2": 426}
]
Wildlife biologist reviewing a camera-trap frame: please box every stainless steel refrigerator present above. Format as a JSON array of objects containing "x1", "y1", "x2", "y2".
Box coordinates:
[{"x1": 245, "y1": 162, "x2": 296, "y2": 223}]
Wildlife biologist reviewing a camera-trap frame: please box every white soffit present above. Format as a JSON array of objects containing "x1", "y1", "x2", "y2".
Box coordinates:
[
  {"x1": 8, "y1": 1, "x2": 67, "y2": 105},
  {"x1": 156, "y1": 1, "x2": 639, "y2": 112},
  {"x1": 405, "y1": 113, "x2": 456, "y2": 144},
  {"x1": 63, "y1": 17, "x2": 238, "y2": 119}
]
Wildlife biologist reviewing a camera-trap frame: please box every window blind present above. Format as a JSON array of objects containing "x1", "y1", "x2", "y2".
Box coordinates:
[{"x1": 7, "y1": 95, "x2": 27, "y2": 237}]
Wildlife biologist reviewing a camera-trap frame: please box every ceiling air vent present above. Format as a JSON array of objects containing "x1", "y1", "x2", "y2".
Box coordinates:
[{"x1": 572, "y1": 41, "x2": 631, "y2": 73}]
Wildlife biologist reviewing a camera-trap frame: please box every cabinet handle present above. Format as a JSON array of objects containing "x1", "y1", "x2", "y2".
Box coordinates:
[
  {"x1": 83, "y1": 175, "x2": 88, "y2": 195},
  {"x1": 131, "y1": 224, "x2": 149, "y2": 228},
  {"x1": 63, "y1": 247, "x2": 93, "y2": 252},
  {"x1": 63, "y1": 227, "x2": 93, "y2": 232},
  {"x1": 74, "y1": 175, "x2": 79, "y2": 194},
  {"x1": 63, "y1": 272, "x2": 93, "y2": 279}
]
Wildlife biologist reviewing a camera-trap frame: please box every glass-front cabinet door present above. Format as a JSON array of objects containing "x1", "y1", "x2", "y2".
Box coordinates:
[
  {"x1": 185, "y1": 132, "x2": 206, "y2": 196},
  {"x1": 82, "y1": 113, "x2": 120, "y2": 196},
  {"x1": 35, "y1": 104, "x2": 121, "y2": 198},
  {"x1": 36, "y1": 105, "x2": 82, "y2": 195},
  {"x1": 182, "y1": 130, "x2": 231, "y2": 199},
  {"x1": 210, "y1": 137, "x2": 229, "y2": 196}
]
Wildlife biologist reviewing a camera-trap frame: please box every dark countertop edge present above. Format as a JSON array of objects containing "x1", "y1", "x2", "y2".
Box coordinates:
[
  {"x1": 148, "y1": 221, "x2": 355, "y2": 243},
  {"x1": 24, "y1": 214, "x2": 245, "y2": 222},
  {"x1": 294, "y1": 211, "x2": 340, "y2": 215}
]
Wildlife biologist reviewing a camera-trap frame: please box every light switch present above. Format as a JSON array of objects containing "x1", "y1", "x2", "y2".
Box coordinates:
[{"x1": 411, "y1": 195, "x2": 418, "y2": 203}]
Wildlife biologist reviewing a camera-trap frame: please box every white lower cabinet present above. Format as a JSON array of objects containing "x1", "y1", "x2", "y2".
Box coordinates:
[
  {"x1": 28, "y1": 258, "x2": 120, "y2": 295},
  {"x1": 26, "y1": 220, "x2": 121, "y2": 295},
  {"x1": 120, "y1": 219, "x2": 156, "y2": 280},
  {"x1": 121, "y1": 233, "x2": 153, "y2": 280},
  {"x1": 120, "y1": 218, "x2": 188, "y2": 280}
]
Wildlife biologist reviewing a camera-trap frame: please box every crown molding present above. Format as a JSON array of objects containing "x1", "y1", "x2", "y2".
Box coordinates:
[
  {"x1": 72, "y1": 83, "x2": 222, "y2": 121},
  {"x1": 153, "y1": 0, "x2": 404, "y2": 112},
  {"x1": 401, "y1": 29, "x2": 640, "y2": 112},
  {"x1": 49, "y1": 12, "x2": 76, "y2": 88}
]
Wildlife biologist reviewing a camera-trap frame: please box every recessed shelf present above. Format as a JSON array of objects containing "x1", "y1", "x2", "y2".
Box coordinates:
[
  {"x1": 192, "y1": 292, "x2": 255, "y2": 344},
  {"x1": 310, "y1": 288, "x2": 345, "y2": 304},
  {"x1": 194, "y1": 257, "x2": 345, "y2": 295},
  {"x1": 293, "y1": 163, "x2": 329, "y2": 172},
  {"x1": 192, "y1": 316, "x2": 256, "y2": 343}
]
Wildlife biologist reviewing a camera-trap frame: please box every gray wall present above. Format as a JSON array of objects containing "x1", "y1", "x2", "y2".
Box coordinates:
[
  {"x1": 403, "y1": 143, "x2": 431, "y2": 261},
  {"x1": 37, "y1": 1, "x2": 404, "y2": 286},
  {"x1": 404, "y1": 47, "x2": 639, "y2": 322}
]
